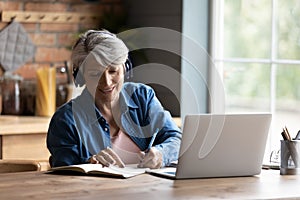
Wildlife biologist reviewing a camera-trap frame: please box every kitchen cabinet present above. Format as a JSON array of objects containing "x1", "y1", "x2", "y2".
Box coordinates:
[{"x1": 0, "y1": 116, "x2": 51, "y2": 169}]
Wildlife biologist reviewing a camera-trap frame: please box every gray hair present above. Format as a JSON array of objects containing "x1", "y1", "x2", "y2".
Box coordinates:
[{"x1": 71, "y1": 29, "x2": 129, "y2": 73}]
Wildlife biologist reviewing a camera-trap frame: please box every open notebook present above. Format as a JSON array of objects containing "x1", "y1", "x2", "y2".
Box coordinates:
[
  {"x1": 148, "y1": 113, "x2": 272, "y2": 179},
  {"x1": 50, "y1": 163, "x2": 147, "y2": 178}
]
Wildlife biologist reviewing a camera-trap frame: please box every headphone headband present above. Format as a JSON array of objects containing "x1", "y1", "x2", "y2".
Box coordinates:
[{"x1": 73, "y1": 54, "x2": 133, "y2": 87}]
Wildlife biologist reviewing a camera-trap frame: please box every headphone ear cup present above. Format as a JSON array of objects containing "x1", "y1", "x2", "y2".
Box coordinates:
[
  {"x1": 73, "y1": 68, "x2": 85, "y2": 87},
  {"x1": 124, "y1": 58, "x2": 132, "y2": 72},
  {"x1": 124, "y1": 56, "x2": 133, "y2": 79}
]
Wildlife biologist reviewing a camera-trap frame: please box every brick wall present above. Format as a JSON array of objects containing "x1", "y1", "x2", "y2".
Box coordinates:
[{"x1": 0, "y1": 0, "x2": 124, "y2": 79}]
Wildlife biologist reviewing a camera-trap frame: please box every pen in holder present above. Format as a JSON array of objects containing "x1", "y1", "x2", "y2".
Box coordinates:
[{"x1": 280, "y1": 140, "x2": 300, "y2": 175}]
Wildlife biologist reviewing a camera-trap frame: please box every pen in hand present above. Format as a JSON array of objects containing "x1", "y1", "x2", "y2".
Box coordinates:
[
  {"x1": 138, "y1": 129, "x2": 162, "y2": 168},
  {"x1": 146, "y1": 129, "x2": 158, "y2": 153}
]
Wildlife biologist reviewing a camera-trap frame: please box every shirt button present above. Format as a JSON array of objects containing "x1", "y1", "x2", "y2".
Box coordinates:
[{"x1": 104, "y1": 127, "x2": 108, "y2": 132}]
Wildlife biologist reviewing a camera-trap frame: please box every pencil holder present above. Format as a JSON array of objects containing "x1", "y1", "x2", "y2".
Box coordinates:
[{"x1": 280, "y1": 140, "x2": 300, "y2": 175}]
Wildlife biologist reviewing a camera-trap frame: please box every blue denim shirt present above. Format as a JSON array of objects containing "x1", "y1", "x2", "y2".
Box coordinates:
[{"x1": 47, "y1": 82, "x2": 182, "y2": 167}]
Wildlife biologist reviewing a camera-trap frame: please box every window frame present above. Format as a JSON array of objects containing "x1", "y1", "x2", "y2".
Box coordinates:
[{"x1": 209, "y1": 0, "x2": 300, "y2": 158}]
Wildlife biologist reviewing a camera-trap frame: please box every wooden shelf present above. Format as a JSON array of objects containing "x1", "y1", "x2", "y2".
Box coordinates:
[{"x1": 1, "y1": 11, "x2": 101, "y2": 24}]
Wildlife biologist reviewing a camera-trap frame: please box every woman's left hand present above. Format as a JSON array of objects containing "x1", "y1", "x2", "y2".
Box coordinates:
[
  {"x1": 95, "y1": 147, "x2": 125, "y2": 168},
  {"x1": 137, "y1": 147, "x2": 163, "y2": 169}
]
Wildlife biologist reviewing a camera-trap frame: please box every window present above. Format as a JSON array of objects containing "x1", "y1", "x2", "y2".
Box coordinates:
[{"x1": 211, "y1": 0, "x2": 300, "y2": 157}]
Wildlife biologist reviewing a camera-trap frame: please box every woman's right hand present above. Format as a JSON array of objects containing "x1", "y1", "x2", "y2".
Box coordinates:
[{"x1": 92, "y1": 147, "x2": 125, "y2": 168}]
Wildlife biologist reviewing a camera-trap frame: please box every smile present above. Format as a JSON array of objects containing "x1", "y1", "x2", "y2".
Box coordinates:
[{"x1": 100, "y1": 86, "x2": 115, "y2": 94}]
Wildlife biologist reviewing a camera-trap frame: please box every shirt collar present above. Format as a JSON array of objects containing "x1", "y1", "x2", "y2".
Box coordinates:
[
  {"x1": 75, "y1": 88, "x2": 100, "y2": 125},
  {"x1": 120, "y1": 83, "x2": 139, "y2": 109}
]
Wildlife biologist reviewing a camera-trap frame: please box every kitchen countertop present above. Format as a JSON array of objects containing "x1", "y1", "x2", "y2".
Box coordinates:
[
  {"x1": 0, "y1": 115, "x2": 51, "y2": 135},
  {"x1": 0, "y1": 115, "x2": 181, "y2": 135}
]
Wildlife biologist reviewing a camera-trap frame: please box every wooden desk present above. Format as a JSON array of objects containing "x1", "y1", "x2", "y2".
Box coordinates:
[
  {"x1": 0, "y1": 169, "x2": 300, "y2": 199},
  {"x1": 0, "y1": 115, "x2": 51, "y2": 161}
]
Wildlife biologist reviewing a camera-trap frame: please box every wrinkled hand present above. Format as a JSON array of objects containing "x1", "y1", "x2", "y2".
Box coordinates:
[
  {"x1": 91, "y1": 147, "x2": 125, "y2": 168},
  {"x1": 137, "y1": 147, "x2": 162, "y2": 169}
]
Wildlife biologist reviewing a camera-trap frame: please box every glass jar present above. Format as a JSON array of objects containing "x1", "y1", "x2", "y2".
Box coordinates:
[
  {"x1": 1, "y1": 74, "x2": 23, "y2": 115},
  {"x1": 21, "y1": 79, "x2": 36, "y2": 115}
]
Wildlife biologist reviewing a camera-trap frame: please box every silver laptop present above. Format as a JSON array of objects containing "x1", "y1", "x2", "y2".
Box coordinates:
[{"x1": 148, "y1": 113, "x2": 272, "y2": 179}]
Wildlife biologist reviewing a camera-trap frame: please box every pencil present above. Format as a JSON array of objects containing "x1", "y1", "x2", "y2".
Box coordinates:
[
  {"x1": 284, "y1": 126, "x2": 292, "y2": 141},
  {"x1": 281, "y1": 129, "x2": 288, "y2": 140}
]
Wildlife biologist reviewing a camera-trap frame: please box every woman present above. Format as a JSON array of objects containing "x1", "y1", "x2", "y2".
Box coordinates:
[{"x1": 47, "y1": 29, "x2": 181, "y2": 169}]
